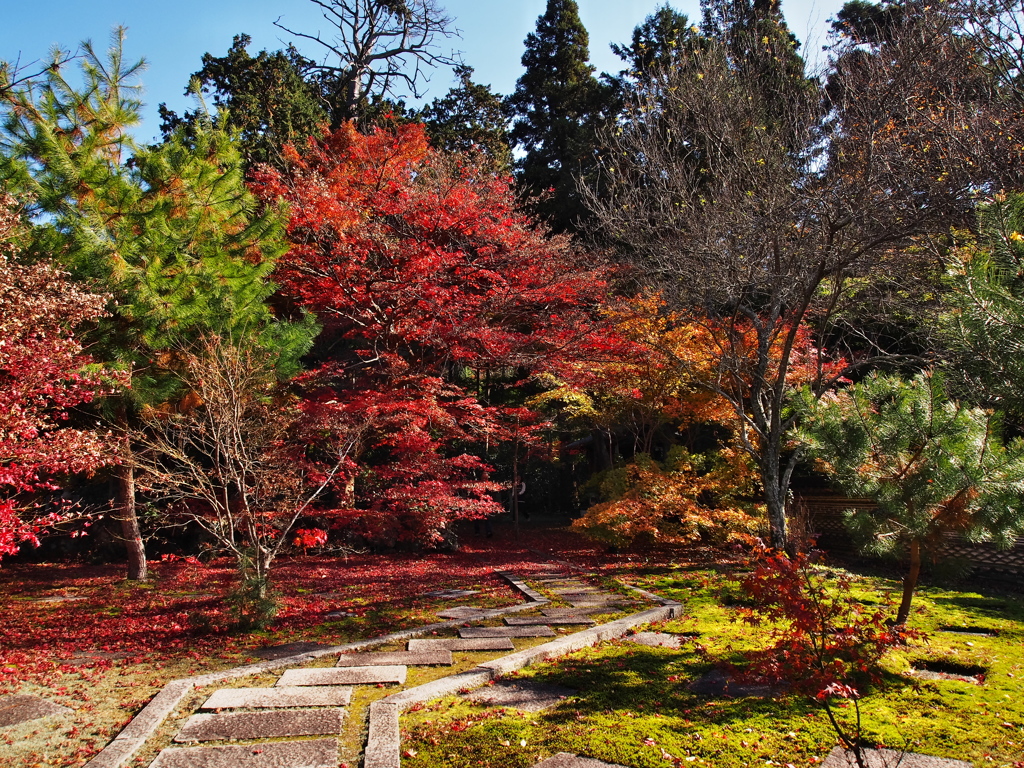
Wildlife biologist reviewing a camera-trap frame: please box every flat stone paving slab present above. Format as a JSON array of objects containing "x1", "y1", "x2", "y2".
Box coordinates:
[
  {"x1": 407, "y1": 637, "x2": 515, "y2": 652},
  {"x1": 278, "y1": 666, "x2": 406, "y2": 687},
  {"x1": 532, "y1": 754, "x2": 629, "y2": 768},
  {"x1": 151, "y1": 739, "x2": 338, "y2": 768},
  {"x1": 174, "y1": 709, "x2": 344, "y2": 742},
  {"x1": 505, "y1": 616, "x2": 595, "y2": 626},
  {"x1": 542, "y1": 607, "x2": 604, "y2": 617},
  {"x1": 550, "y1": 587, "x2": 603, "y2": 594},
  {"x1": 822, "y1": 746, "x2": 972, "y2": 768},
  {"x1": 422, "y1": 589, "x2": 480, "y2": 598},
  {"x1": 251, "y1": 642, "x2": 333, "y2": 660},
  {"x1": 335, "y1": 650, "x2": 453, "y2": 667},
  {"x1": 687, "y1": 668, "x2": 786, "y2": 698},
  {"x1": 465, "y1": 681, "x2": 577, "y2": 712},
  {"x1": 436, "y1": 606, "x2": 489, "y2": 619},
  {"x1": 201, "y1": 686, "x2": 353, "y2": 710},
  {"x1": 459, "y1": 626, "x2": 556, "y2": 638},
  {"x1": 626, "y1": 632, "x2": 684, "y2": 649},
  {"x1": 0, "y1": 694, "x2": 73, "y2": 727}
]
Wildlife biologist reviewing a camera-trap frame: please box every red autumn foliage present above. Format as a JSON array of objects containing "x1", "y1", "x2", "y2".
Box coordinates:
[
  {"x1": 0, "y1": 194, "x2": 117, "y2": 558},
  {"x1": 251, "y1": 122, "x2": 610, "y2": 544}
]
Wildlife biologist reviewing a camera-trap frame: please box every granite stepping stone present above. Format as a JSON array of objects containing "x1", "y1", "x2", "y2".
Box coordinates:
[
  {"x1": 151, "y1": 739, "x2": 337, "y2": 768},
  {"x1": 0, "y1": 694, "x2": 72, "y2": 727},
  {"x1": 459, "y1": 626, "x2": 556, "y2": 638},
  {"x1": 626, "y1": 632, "x2": 684, "y2": 649},
  {"x1": 687, "y1": 668, "x2": 787, "y2": 698},
  {"x1": 201, "y1": 686, "x2": 353, "y2": 710},
  {"x1": 251, "y1": 641, "x2": 332, "y2": 660},
  {"x1": 436, "y1": 606, "x2": 489, "y2": 619},
  {"x1": 541, "y1": 607, "x2": 605, "y2": 617},
  {"x1": 278, "y1": 666, "x2": 406, "y2": 687},
  {"x1": 422, "y1": 589, "x2": 480, "y2": 598},
  {"x1": 821, "y1": 746, "x2": 972, "y2": 767},
  {"x1": 335, "y1": 650, "x2": 452, "y2": 667},
  {"x1": 551, "y1": 586, "x2": 603, "y2": 594},
  {"x1": 407, "y1": 637, "x2": 515, "y2": 652},
  {"x1": 505, "y1": 616, "x2": 595, "y2": 626},
  {"x1": 532, "y1": 754, "x2": 629, "y2": 768},
  {"x1": 464, "y1": 681, "x2": 577, "y2": 712},
  {"x1": 174, "y1": 709, "x2": 344, "y2": 742}
]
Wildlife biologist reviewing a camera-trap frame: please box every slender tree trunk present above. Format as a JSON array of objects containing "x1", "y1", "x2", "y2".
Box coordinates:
[
  {"x1": 896, "y1": 538, "x2": 922, "y2": 626},
  {"x1": 760, "y1": 445, "x2": 789, "y2": 552},
  {"x1": 114, "y1": 462, "x2": 147, "y2": 581}
]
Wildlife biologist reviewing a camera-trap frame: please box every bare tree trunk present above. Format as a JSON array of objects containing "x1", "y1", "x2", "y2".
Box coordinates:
[
  {"x1": 896, "y1": 537, "x2": 922, "y2": 626},
  {"x1": 114, "y1": 462, "x2": 147, "y2": 581},
  {"x1": 761, "y1": 447, "x2": 789, "y2": 552}
]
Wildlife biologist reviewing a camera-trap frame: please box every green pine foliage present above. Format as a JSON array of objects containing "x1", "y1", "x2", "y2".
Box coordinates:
[
  {"x1": 1, "y1": 29, "x2": 315, "y2": 413},
  {"x1": 944, "y1": 192, "x2": 1024, "y2": 416},
  {"x1": 797, "y1": 370, "x2": 1024, "y2": 622}
]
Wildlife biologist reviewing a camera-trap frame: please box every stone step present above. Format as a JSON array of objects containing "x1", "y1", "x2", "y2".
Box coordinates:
[
  {"x1": 436, "y1": 607, "x2": 489, "y2": 619},
  {"x1": 505, "y1": 616, "x2": 595, "y2": 626},
  {"x1": 201, "y1": 686, "x2": 353, "y2": 710},
  {"x1": 278, "y1": 666, "x2": 406, "y2": 687},
  {"x1": 174, "y1": 709, "x2": 344, "y2": 743},
  {"x1": 335, "y1": 650, "x2": 452, "y2": 667},
  {"x1": 459, "y1": 626, "x2": 556, "y2": 638},
  {"x1": 541, "y1": 607, "x2": 604, "y2": 617},
  {"x1": 407, "y1": 637, "x2": 515, "y2": 652},
  {"x1": 551, "y1": 586, "x2": 603, "y2": 594},
  {"x1": 151, "y1": 739, "x2": 337, "y2": 768}
]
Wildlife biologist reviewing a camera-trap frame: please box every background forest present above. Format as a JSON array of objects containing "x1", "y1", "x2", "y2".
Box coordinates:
[{"x1": 3, "y1": 0, "x2": 1024, "y2": 627}]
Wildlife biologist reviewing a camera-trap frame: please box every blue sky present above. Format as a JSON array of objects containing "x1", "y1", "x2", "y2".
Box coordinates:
[{"x1": 3, "y1": 0, "x2": 845, "y2": 143}]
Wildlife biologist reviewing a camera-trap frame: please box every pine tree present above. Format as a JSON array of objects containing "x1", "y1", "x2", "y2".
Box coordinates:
[
  {"x1": 505, "y1": 0, "x2": 608, "y2": 233},
  {"x1": 1, "y1": 30, "x2": 316, "y2": 579}
]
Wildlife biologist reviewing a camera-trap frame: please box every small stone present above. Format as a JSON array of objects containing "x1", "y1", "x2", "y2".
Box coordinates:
[
  {"x1": 407, "y1": 637, "x2": 515, "y2": 652},
  {"x1": 201, "y1": 686, "x2": 353, "y2": 710},
  {"x1": 531, "y1": 754, "x2": 629, "y2": 768},
  {"x1": 278, "y1": 666, "x2": 406, "y2": 687},
  {"x1": 464, "y1": 681, "x2": 577, "y2": 712},
  {"x1": 325, "y1": 611, "x2": 356, "y2": 619},
  {"x1": 335, "y1": 650, "x2": 452, "y2": 667},
  {"x1": 459, "y1": 626, "x2": 556, "y2": 638},
  {"x1": 151, "y1": 739, "x2": 337, "y2": 768},
  {"x1": 0, "y1": 694, "x2": 73, "y2": 727},
  {"x1": 174, "y1": 709, "x2": 344, "y2": 742}
]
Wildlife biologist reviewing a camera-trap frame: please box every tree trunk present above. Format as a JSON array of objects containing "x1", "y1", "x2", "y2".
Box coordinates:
[
  {"x1": 896, "y1": 538, "x2": 922, "y2": 626},
  {"x1": 761, "y1": 449, "x2": 789, "y2": 552},
  {"x1": 114, "y1": 463, "x2": 147, "y2": 581}
]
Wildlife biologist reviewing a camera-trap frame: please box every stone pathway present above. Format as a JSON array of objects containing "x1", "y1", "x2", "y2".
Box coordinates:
[{"x1": 131, "y1": 569, "x2": 656, "y2": 768}]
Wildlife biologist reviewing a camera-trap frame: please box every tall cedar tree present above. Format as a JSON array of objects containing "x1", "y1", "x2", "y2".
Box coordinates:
[
  {"x1": 251, "y1": 122, "x2": 609, "y2": 545},
  {"x1": 159, "y1": 34, "x2": 328, "y2": 169},
  {"x1": 506, "y1": 0, "x2": 607, "y2": 233},
  {"x1": 1, "y1": 31, "x2": 315, "y2": 579}
]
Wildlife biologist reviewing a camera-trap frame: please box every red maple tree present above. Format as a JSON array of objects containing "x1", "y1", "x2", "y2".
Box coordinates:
[
  {"x1": 0, "y1": 194, "x2": 116, "y2": 557},
  {"x1": 251, "y1": 123, "x2": 609, "y2": 543}
]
